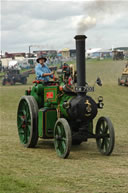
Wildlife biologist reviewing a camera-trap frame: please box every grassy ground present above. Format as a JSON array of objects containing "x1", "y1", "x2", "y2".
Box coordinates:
[{"x1": 0, "y1": 59, "x2": 128, "y2": 193}]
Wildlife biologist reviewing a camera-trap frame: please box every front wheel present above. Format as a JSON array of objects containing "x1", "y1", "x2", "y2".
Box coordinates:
[
  {"x1": 17, "y1": 96, "x2": 38, "y2": 148},
  {"x1": 96, "y1": 117, "x2": 115, "y2": 156},
  {"x1": 54, "y1": 118, "x2": 72, "y2": 158}
]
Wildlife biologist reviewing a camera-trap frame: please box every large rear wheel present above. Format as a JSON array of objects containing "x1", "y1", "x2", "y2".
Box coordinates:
[
  {"x1": 54, "y1": 118, "x2": 72, "y2": 158},
  {"x1": 96, "y1": 117, "x2": 115, "y2": 155},
  {"x1": 17, "y1": 96, "x2": 38, "y2": 147}
]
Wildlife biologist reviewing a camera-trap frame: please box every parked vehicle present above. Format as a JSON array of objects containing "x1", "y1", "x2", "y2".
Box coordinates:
[
  {"x1": 118, "y1": 65, "x2": 128, "y2": 86},
  {"x1": 2, "y1": 69, "x2": 29, "y2": 85}
]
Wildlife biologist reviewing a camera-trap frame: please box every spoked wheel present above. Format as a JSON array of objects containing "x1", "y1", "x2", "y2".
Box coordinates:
[
  {"x1": 17, "y1": 96, "x2": 38, "y2": 148},
  {"x1": 96, "y1": 117, "x2": 115, "y2": 156},
  {"x1": 54, "y1": 118, "x2": 72, "y2": 159}
]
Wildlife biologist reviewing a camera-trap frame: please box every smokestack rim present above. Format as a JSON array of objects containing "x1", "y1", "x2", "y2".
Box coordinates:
[{"x1": 74, "y1": 35, "x2": 87, "y2": 40}]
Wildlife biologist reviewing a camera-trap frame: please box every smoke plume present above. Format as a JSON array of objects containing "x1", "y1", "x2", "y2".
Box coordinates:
[
  {"x1": 77, "y1": 0, "x2": 126, "y2": 34},
  {"x1": 77, "y1": 16, "x2": 96, "y2": 34}
]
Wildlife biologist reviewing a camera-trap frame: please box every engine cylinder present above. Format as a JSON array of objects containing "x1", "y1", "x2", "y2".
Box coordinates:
[{"x1": 68, "y1": 95, "x2": 97, "y2": 122}]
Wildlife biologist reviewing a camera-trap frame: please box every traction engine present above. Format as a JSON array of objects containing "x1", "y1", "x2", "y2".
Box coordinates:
[{"x1": 17, "y1": 35, "x2": 115, "y2": 158}]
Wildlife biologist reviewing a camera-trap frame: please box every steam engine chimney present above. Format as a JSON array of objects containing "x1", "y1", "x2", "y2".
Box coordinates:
[{"x1": 74, "y1": 35, "x2": 87, "y2": 89}]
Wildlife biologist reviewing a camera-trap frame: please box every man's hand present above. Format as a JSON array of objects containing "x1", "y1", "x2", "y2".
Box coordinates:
[
  {"x1": 50, "y1": 71, "x2": 55, "y2": 75},
  {"x1": 42, "y1": 71, "x2": 54, "y2": 77}
]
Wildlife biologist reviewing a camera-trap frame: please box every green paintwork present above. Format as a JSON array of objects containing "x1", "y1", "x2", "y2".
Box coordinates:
[
  {"x1": 25, "y1": 81, "x2": 75, "y2": 129},
  {"x1": 38, "y1": 108, "x2": 57, "y2": 138},
  {"x1": 38, "y1": 110, "x2": 43, "y2": 137},
  {"x1": 46, "y1": 110, "x2": 57, "y2": 137},
  {"x1": 30, "y1": 83, "x2": 44, "y2": 108},
  {"x1": 59, "y1": 94, "x2": 73, "y2": 118}
]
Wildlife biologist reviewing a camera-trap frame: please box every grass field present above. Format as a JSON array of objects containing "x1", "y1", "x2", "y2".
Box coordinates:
[{"x1": 0, "y1": 59, "x2": 128, "y2": 193}]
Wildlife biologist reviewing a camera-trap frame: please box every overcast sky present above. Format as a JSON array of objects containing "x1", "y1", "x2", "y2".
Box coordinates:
[{"x1": 1, "y1": 0, "x2": 128, "y2": 53}]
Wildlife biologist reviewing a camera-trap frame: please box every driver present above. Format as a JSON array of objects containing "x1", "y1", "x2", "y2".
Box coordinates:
[{"x1": 35, "y1": 55, "x2": 54, "y2": 81}]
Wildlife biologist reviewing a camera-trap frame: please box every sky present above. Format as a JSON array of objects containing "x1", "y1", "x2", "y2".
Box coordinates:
[{"x1": 1, "y1": 0, "x2": 128, "y2": 53}]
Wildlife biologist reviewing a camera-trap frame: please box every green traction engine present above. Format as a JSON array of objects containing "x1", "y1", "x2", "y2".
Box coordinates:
[{"x1": 17, "y1": 35, "x2": 115, "y2": 158}]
